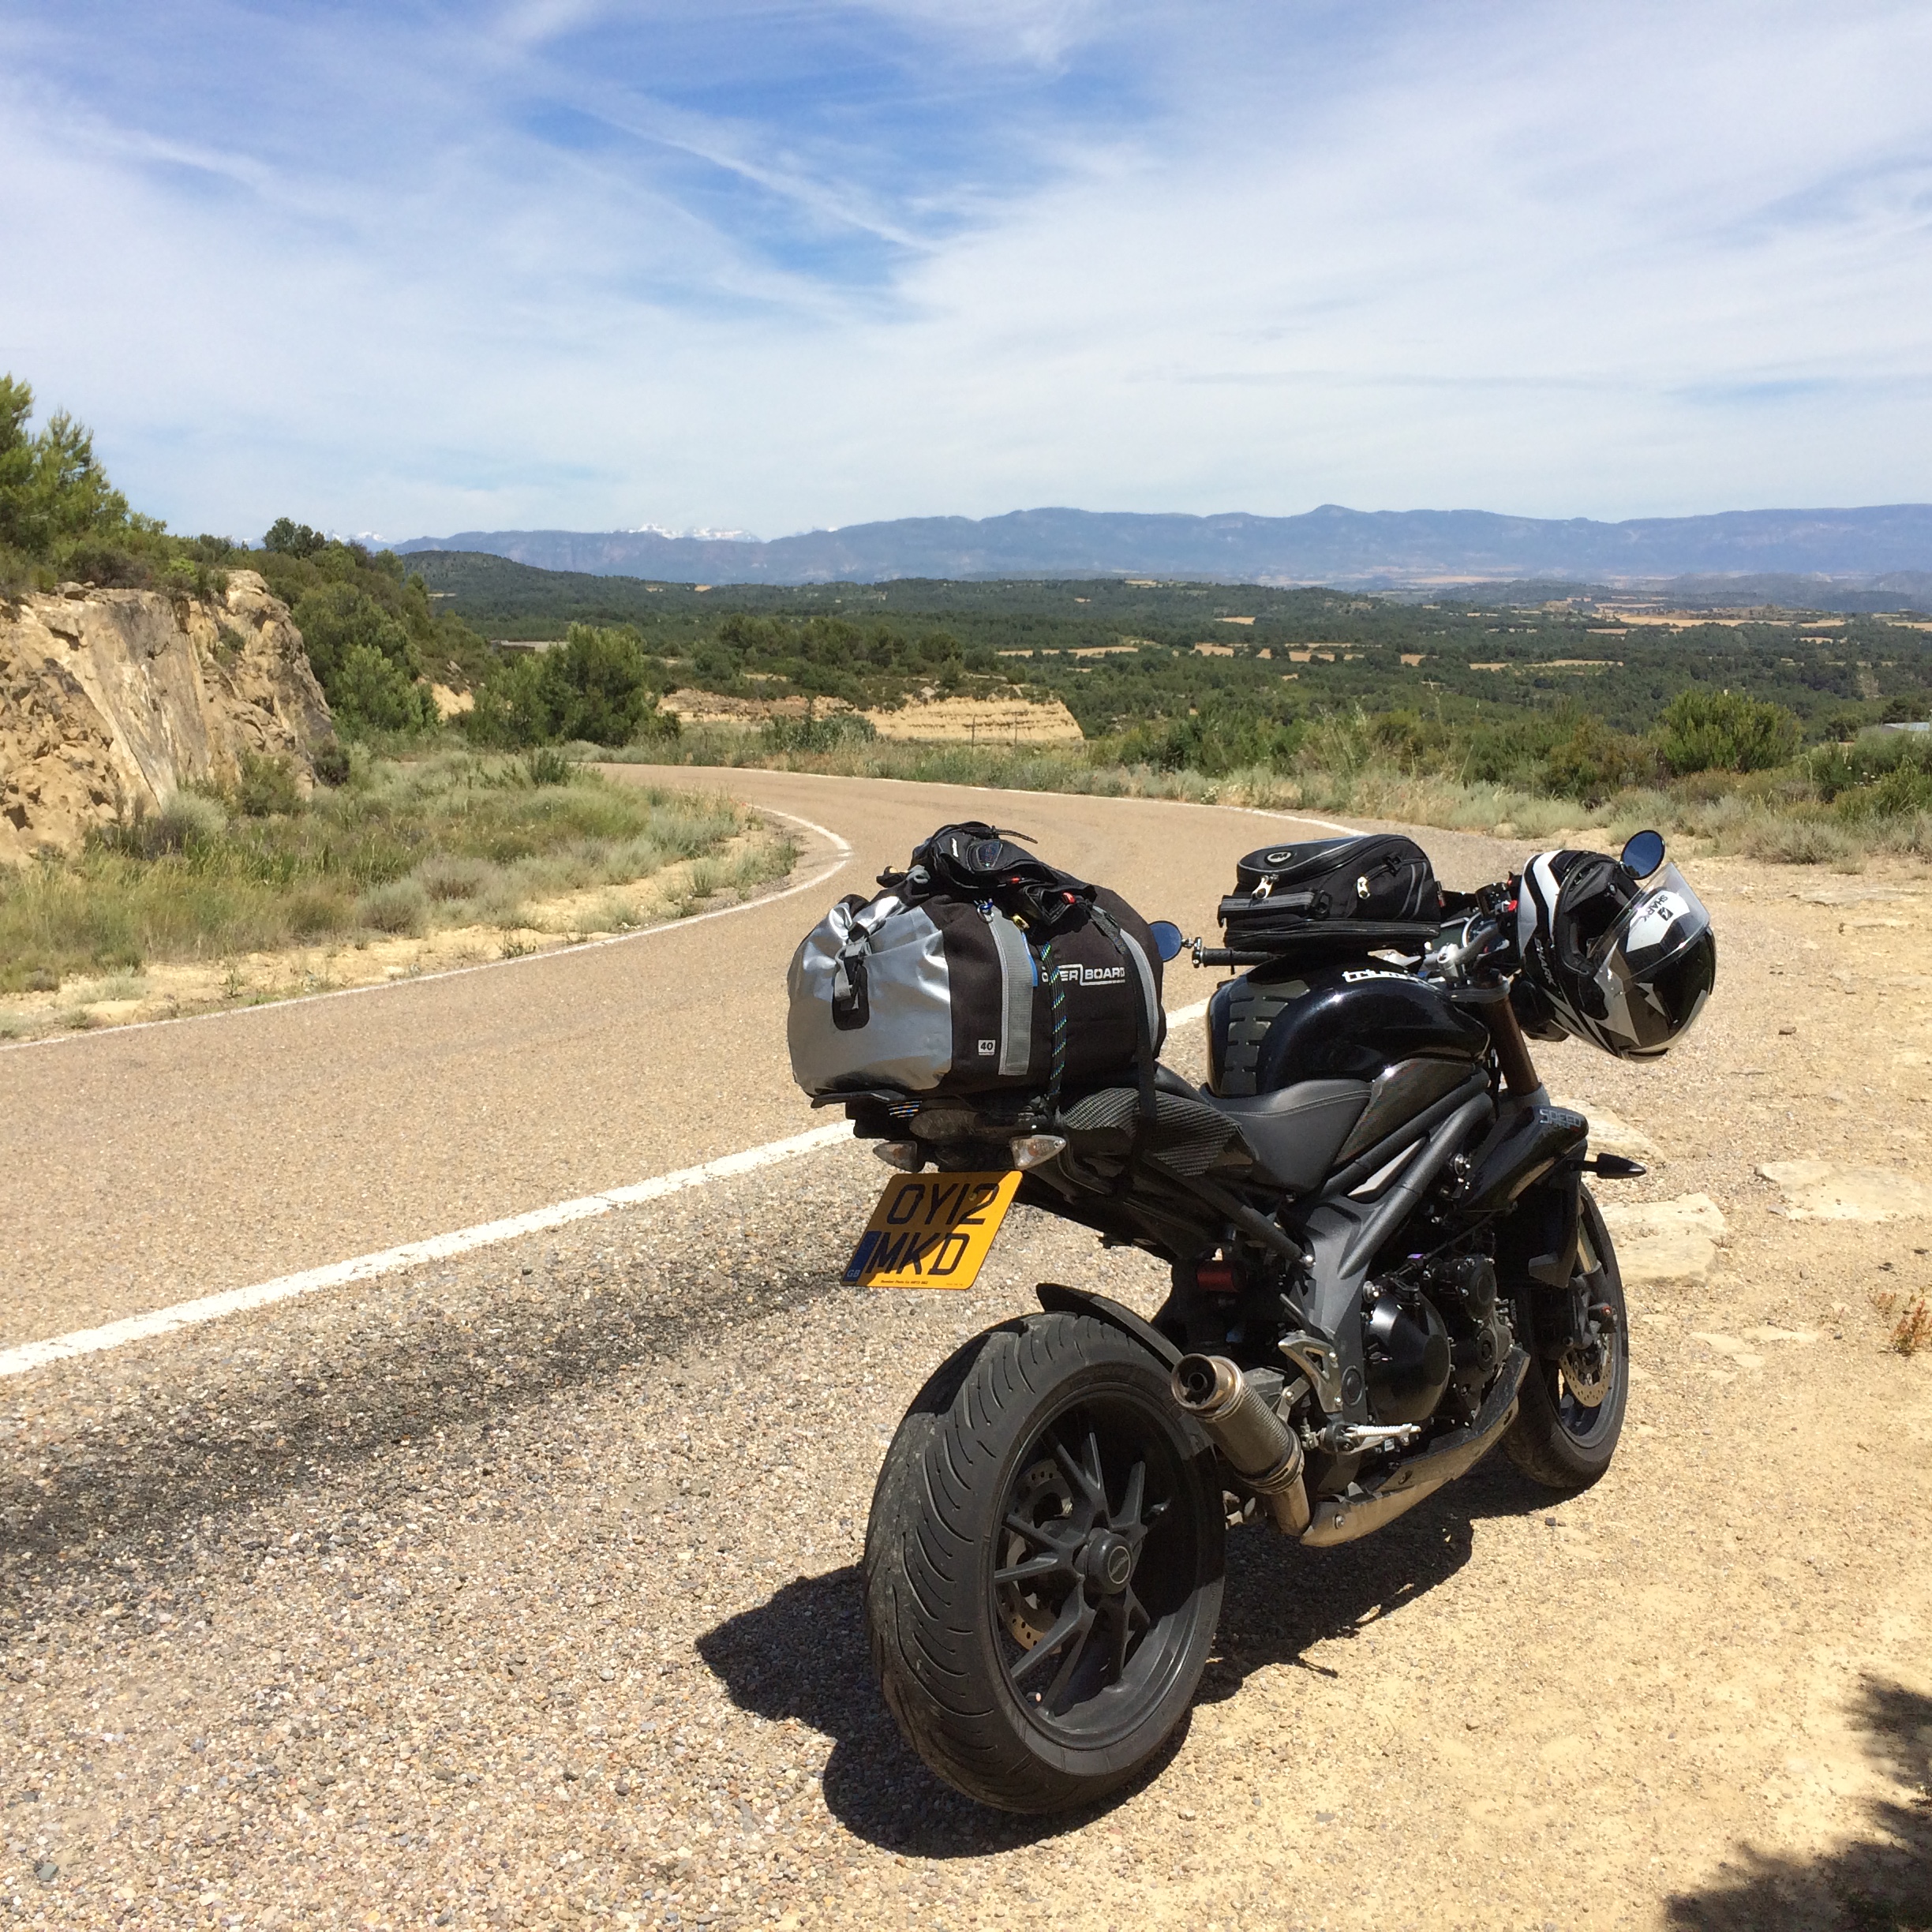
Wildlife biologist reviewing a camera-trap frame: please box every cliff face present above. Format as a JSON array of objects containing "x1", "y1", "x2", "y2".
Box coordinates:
[{"x1": 0, "y1": 570, "x2": 334, "y2": 863}]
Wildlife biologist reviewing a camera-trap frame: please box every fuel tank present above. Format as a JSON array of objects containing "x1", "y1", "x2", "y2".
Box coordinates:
[{"x1": 1208, "y1": 959, "x2": 1491, "y2": 1098}]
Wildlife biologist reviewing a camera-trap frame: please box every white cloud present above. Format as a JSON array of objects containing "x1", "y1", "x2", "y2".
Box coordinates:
[{"x1": 1, "y1": 0, "x2": 1928, "y2": 540}]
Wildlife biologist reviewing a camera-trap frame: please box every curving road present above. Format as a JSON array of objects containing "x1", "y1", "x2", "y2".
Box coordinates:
[
  {"x1": 0, "y1": 769, "x2": 1392, "y2": 1350},
  {"x1": 2, "y1": 770, "x2": 1926, "y2": 1932}
]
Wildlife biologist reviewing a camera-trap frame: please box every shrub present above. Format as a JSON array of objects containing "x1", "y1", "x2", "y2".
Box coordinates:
[
  {"x1": 1116, "y1": 704, "x2": 1298, "y2": 777},
  {"x1": 1658, "y1": 687, "x2": 1800, "y2": 774},
  {"x1": 758, "y1": 710, "x2": 878, "y2": 755},
  {"x1": 1739, "y1": 814, "x2": 1863, "y2": 867},
  {"x1": 328, "y1": 642, "x2": 437, "y2": 734},
  {"x1": 357, "y1": 878, "x2": 429, "y2": 934},
  {"x1": 234, "y1": 752, "x2": 305, "y2": 818},
  {"x1": 1541, "y1": 713, "x2": 1658, "y2": 803},
  {"x1": 154, "y1": 790, "x2": 228, "y2": 852},
  {"x1": 524, "y1": 746, "x2": 572, "y2": 787},
  {"x1": 466, "y1": 627, "x2": 680, "y2": 749},
  {"x1": 311, "y1": 738, "x2": 351, "y2": 786},
  {"x1": 414, "y1": 853, "x2": 491, "y2": 901},
  {"x1": 1833, "y1": 760, "x2": 1932, "y2": 821}
]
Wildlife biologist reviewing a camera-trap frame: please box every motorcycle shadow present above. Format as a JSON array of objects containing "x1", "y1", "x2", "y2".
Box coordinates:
[
  {"x1": 1204, "y1": 1452, "x2": 1547, "y2": 1702},
  {"x1": 695, "y1": 1456, "x2": 1550, "y2": 1852}
]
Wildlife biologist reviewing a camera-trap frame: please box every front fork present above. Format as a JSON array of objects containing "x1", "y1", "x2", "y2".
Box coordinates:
[{"x1": 1482, "y1": 985, "x2": 1544, "y2": 1099}]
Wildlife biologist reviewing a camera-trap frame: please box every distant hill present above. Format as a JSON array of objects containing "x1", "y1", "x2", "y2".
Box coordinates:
[{"x1": 395, "y1": 503, "x2": 1932, "y2": 589}]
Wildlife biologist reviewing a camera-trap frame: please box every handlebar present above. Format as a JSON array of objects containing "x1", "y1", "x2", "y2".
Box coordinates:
[{"x1": 1186, "y1": 877, "x2": 1524, "y2": 983}]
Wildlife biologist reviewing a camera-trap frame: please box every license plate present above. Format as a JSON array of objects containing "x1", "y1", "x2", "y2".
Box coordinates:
[{"x1": 841, "y1": 1170, "x2": 1023, "y2": 1290}]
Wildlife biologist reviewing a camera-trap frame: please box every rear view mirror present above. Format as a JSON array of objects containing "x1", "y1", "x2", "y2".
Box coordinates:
[
  {"x1": 1148, "y1": 920, "x2": 1186, "y2": 962},
  {"x1": 1619, "y1": 829, "x2": 1665, "y2": 879}
]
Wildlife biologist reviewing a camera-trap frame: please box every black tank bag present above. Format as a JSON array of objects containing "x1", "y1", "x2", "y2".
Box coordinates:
[{"x1": 1219, "y1": 833, "x2": 1442, "y2": 960}]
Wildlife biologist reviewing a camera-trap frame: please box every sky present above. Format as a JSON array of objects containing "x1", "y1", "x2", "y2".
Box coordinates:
[{"x1": 2, "y1": 1, "x2": 1930, "y2": 542}]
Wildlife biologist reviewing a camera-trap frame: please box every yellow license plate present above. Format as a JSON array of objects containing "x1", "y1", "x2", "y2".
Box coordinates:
[{"x1": 841, "y1": 1170, "x2": 1023, "y2": 1290}]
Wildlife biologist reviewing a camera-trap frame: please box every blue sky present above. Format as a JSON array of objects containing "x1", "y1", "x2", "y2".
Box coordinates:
[{"x1": 2, "y1": 1, "x2": 1930, "y2": 541}]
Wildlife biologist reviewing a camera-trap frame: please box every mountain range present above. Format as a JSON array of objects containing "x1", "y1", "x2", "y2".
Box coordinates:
[{"x1": 395, "y1": 503, "x2": 1932, "y2": 590}]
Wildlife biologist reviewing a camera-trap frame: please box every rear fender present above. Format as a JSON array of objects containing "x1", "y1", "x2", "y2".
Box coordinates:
[{"x1": 1035, "y1": 1283, "x2": 1183, "y2": 1370}]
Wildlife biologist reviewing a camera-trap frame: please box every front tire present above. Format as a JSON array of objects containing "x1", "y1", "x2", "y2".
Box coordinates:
[
  {"x1": 1504, "y1": 1185, "x2": 1630, "y2": 1489},
  {"x1": 864, "y1": 1310, "x2": 1225, "y2": 1814}
]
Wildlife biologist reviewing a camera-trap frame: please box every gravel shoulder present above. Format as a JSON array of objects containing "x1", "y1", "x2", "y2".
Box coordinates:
[{"x1": 2, "y1": 792, "x2": 1929, "y2": 1932}]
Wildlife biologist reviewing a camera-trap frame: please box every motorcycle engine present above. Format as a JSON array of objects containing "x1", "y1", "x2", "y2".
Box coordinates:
[
  {"x1": 1361, "y1": 1286, "x2": 1452, "y2": 1425},
  {"x1": 1428, "y1": 1253, "x2": 1515, "y2": 1427}
]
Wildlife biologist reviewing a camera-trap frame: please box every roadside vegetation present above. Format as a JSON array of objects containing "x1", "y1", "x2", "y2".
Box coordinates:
[
  {"x1": 8, "y1": 369, "x2": 1931, "y2": 898},
  {"x1": 605, "y1": 688, "x2": 1932, "y2": 870},
  {"x1": 0, "y1": 751, "x2": 789, "y2": 1018},
  {"x1": 405, "y1": 546, "x2": 1932, "y2": 867}
]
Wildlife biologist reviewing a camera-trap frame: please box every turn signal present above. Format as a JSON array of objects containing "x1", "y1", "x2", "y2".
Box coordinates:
[
  {"x1": 1008, "y1": 1134, "x2": 1068, "y2": 1171},
  {"x1": 873, "y1": 1140, "x2": 925, "y2": 1172}
]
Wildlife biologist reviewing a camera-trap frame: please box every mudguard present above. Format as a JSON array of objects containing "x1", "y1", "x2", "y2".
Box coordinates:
[{"x1": 1035, "y1": 1283, "x2": 1183, "y2": 1369}]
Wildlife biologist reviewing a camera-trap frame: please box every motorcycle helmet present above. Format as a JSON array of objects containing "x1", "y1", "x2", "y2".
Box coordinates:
[{"x1": 1512, "y1": 847, "x2": 1716, "y2": 1059}]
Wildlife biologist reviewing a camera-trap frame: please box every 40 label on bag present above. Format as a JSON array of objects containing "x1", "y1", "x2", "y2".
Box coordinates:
[{"x1": 842, "y1": 1170, "x2": 1023, "y2": 1290}]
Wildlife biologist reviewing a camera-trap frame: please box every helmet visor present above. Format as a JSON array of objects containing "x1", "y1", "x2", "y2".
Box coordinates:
[{"x1": 1585, "y1": 863, "x2": 1715, "y2": 1053}]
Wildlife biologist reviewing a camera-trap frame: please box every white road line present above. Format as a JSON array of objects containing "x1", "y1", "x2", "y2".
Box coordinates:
[
  {"x1": 0, "y1": 786, "x2": 1249, "y2": 1375},
  {"x1": 0, "y1": 807, "x2": 852, "y2": 1058},
  {"x1": 3, "y1": 994, "x2": 1219, "y2": 1379},
  {"x1": 0, "y1": 1121, "x2": 856, "y2": 1380}
]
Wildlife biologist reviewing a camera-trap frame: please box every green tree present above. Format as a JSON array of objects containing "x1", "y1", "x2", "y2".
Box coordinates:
[
  {"x1": 289, "y1": 582, "x2": 436, "y2": 732},
  {"x1": 329, "y1": 643, "x2": 437, "y2": 733},
  {"x1": 1657, "y1": 687, "x2": 1800, "y2": 774},
  {"x1": 0, "y1": 375, "x2": 130, "y2": 561},
  {"x1": 291, "y1": 583, "x2": 421, "y2": 687},
  {"x1": 263, "y1": 517, "x2": 327, "y2": 559},
  {"x1": 467, "y1": 625, "x2": 679, "y2": 747}
]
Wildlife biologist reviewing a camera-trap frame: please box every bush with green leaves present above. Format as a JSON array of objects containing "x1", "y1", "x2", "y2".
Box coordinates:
[
  {"x1": 467, "y1": 625, "x2": 680, "y2": 748},
  {"x1": 1540, "y1": 710, "x2": 1660, "y2": 803},
  {"x1": 254, "y1": 523, "x2": 494, "y2": 728},
  {"x1": 1657, "y1": 687, "x2": 1801, "y2": 774},
  {"x1": 758, "y1": 710, "x2": 877, "y2": 755},
  {"x1": 234, "y1": 752, "x2": 306, "y2": 818}
]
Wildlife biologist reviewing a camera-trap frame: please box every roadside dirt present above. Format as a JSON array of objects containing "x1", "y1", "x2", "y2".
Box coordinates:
[{"x1": 0, "y1": 800, "x2": 1927, "y2": 1931}]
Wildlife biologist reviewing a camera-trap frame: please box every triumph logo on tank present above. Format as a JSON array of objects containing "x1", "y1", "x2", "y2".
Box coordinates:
[{"x1": 1054, "y1": 963, "x2": 1127, "y2": 987}]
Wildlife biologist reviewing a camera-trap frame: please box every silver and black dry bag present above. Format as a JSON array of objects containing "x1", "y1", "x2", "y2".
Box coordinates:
[{"x1": 786, "y1": 823, "x2": 1166, "y2": 1100}]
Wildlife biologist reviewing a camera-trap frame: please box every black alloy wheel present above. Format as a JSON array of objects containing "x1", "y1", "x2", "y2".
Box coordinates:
[
  {"x1": 866, "y1": 1310, "x2": 1224, "y2": 1814},
  {"x1": 1504, "y1": 1185, "x2": 1630, "y2": 1488}
]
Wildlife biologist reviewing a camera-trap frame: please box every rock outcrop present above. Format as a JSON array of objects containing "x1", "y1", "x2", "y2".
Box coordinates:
[{"x1": 0, "y1": 571, "x2": 333, "y2": 863}]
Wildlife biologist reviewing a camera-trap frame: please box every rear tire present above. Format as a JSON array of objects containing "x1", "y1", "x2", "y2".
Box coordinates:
[
  {"x1": 864, "y1": 1310, "x2": 1224, "y2": 1814},
  {"x1": 1503, "y1": 1186, "x2": 1629, "y2": 1490}
]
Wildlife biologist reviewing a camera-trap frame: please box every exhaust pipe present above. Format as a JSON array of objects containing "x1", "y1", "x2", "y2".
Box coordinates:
[{"x1": 1170, "y1": 1354, "x2": 1311, "y2": 1535}]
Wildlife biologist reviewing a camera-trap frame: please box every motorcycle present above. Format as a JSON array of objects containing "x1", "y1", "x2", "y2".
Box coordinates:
[{"x1": 816, "y1": 826, "x2": 1710, "y2": 1814}]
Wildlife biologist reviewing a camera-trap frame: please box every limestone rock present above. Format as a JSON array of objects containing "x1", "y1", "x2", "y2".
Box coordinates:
[
  {"x1": 1597, "y1": 1193, "x2": 1728, "y2": 1286},
  {"x1": 0, "y1": 571, "x2": 332, "y2": 863},
  {"x1": 1754, "y1": 1160, "x2": 1932, "y2": 1222}
]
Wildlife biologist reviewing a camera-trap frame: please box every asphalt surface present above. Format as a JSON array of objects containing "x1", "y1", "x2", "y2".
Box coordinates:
[
  {"x1": 2, "y1": 774, "x2": 1926, "y2": 1932},
  {"x1": 0, "y1": 773, "x2": 1372, "y2": 1347}
]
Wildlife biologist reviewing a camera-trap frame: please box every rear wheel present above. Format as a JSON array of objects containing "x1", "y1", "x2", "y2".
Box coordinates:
[
  {"x1": 864, "y1": 1310, "x2": 1224, "y2": 1814},
  {"x1": 1504, "y1": 1185, "x2": 1629, "y2": 1489}
]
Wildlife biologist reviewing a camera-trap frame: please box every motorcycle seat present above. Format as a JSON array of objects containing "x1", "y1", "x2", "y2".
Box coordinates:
[{"x1": 1206, "y1": 1080, "x2": 1372, "y2": 1194}]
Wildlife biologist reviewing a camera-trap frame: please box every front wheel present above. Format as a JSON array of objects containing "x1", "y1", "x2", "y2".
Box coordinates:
[
  {"x1": 864, "y1": 1310, "x2": 1225, "y2": 1814},
  {"x1": 1503, "y1": 1184, "x2": 1630, "y2": 1489}
]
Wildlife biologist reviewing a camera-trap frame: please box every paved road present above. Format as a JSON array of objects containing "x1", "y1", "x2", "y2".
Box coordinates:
[
  {"x1": 2, "y1": 781, "x2": 1927, "y2": 1932},
  {"x1": 0, "y1": 771, "x2": 1365, "y2": 1348}
]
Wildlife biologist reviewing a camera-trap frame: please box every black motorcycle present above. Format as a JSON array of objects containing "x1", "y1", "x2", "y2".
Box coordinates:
[{"x1": 811, "y1": 825, "x2": 1713, "y2": 1814}]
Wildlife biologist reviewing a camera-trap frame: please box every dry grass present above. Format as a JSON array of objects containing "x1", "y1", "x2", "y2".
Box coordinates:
[{"x1": 0, "y1": 751, "x2": 788, "y2": 998}]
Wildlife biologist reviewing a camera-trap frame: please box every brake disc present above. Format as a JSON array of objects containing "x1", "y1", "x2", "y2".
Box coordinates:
[{"x1": 1000, "y1": 1457, "x2": 1076, "y2": 1649}]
